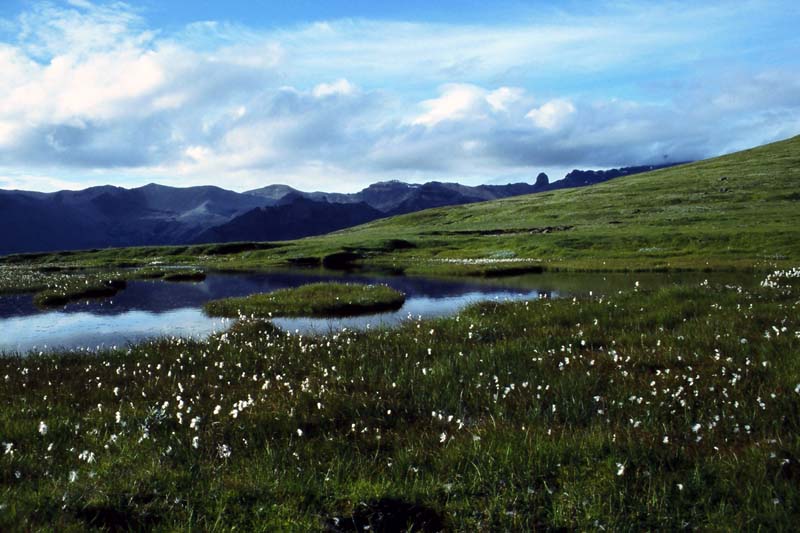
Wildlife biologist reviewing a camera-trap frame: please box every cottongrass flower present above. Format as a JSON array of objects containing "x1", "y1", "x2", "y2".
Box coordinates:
[
  {"x1": 217, "y1": 444, "x2": 231, "y2": 459},
  {"x1": 616, "y1": 463, "x2": 625, "y2": 476},
  {"x1": 38, "y1": 421, "x2": 48, "y2": 436},
  {"x1": 68, "y1": 471, "x2": 78, "y2": 483},
  {"x1": 78, "y1": 450, "x2": 95, "y2": 463}
]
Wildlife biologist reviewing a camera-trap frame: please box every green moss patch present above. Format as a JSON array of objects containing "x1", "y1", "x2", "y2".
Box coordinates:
[
  {"x1": 33, "y1": 277, "x2": 127, "y2": 307},
  {"x1": 130, "y1": 267, "x2": 206, "y2": 282},
  {"x1": 203, "y1": 282, "x2": 405, "y2": 318}
]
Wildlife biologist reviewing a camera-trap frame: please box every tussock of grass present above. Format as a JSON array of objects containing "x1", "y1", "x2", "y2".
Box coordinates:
[
  {"x1": 0, "y1": 265, "x2": 206, "y2": 306},
  {"x1": 129, "y1": 267, "x2": 205, "y2": 282},
  {"x1": 161, "y1": 270, "x2": 206, "y2": 282},
  {"x1": 204, "y1": 282, "x2": 406, "y2": 318},
  {"x1": 32, "y1": 277, "x2": 126, "y2": 307},
  {"x1": 1, "y1": 278, "x2": 798, "y2": 529}
]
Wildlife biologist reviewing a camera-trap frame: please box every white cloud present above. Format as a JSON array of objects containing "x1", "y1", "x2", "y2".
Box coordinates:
[
  {"x1": 487, "y1": 87, "x2": 524, "y2": 112},
  {"x1": 526, "y1": 99, "x2": 576, "y2": 130},
  {"x1": 411, "y1": 84, "x2": 530, "y2": 127},
  {"x1": 412, "y1": 84, "x2": 488, "y2": 126},
  {"x1": 16, "y1": 0, "x2": 149, "y2": 60},
  {"x1": 312, "y1": 78, "x2": 357, "y2": 98},
  {"x1": 0, "y1": 174, "x2": 96, "y2": 191},
  {"x1": 0, "y1": 1, "x2": 797, "y2": 191}
]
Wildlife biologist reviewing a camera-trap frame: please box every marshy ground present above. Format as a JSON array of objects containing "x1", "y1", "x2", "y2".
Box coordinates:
[
  {"x1": 1, "y1": 270, "x2": 798, "y2": 530},
  {"x1": 203, "y1": 282, "x2": 406, "y2": 319}
]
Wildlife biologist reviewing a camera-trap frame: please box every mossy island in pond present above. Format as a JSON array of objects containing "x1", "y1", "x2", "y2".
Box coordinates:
[
  {"x1": 203, "y1": 282, "x2": 406, "y2": 318},
  {"x1": 131, "y1": 267, "x2": 206, "y2": 282},
  {"x1": 33, "y1": 277, "x2": 127, "y2": 307}
]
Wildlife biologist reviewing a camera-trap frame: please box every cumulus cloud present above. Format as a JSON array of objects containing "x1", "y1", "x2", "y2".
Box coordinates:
[
  {"x1": 526, "y1": 99, "x2": 576, "y2": 130},
  {"x1": 413, "y1": 85, "x2": 488, "y2": 126},
  {"x1": 0, "y1": 173, "x2": 98, "y2": 191},
  {"x1": 486, "y1": 87, "x2": 524, "y2": 113},
  {"x1": 0, "y1": 0, "x2": 797, "y2": 191},
  {"x1": 312, "y1": 79, "x2": 357, "y2": 98}
]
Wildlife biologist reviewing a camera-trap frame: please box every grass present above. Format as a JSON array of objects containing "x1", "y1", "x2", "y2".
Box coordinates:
[
  {"x1": 2, "y1": 135, "x2": 798, "y2": 274},
  {"x1": 0, "y1": 266, "x2": 206, "y2": 307},
  {"x1": 31, "y1": 276, "x2": 127, "y2": 307},
  {"x1": 1, "y1": 273, "x2": 799, "y2": 530},
  {"x1": 131, "y1": 267, "x2": 207, "y2": 282},
  {"x1": 204, "y1": 282, "x2": 406, "y2": 318}
]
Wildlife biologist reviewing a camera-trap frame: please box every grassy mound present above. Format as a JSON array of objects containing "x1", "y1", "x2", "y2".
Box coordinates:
[
  {"x1": 203, "y1": 282, "x2": 406, "y2": 318},
  {"x1": 32, "y1": 276, "x2": 126, "y2": 307},
  {"x1": 130, "y1": 267, "x2": 206, "y2": 282}
]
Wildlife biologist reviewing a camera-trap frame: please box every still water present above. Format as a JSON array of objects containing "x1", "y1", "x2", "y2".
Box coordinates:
[{"x1": 0, "y1": 270, "x2": 754, "y2": 353}]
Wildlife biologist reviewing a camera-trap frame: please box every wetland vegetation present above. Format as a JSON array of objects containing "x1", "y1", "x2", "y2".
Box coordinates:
[
  {"x1": 1, "y1": 271, "x2": 798, "y2": 530},
  {"x1": 203, "y1": 282, "x2": 406, "y2": 318}
]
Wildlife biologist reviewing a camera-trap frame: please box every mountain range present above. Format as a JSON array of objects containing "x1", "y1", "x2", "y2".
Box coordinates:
[{"x1": 0, "y1": 163, "x2": 681, "y2": 255}]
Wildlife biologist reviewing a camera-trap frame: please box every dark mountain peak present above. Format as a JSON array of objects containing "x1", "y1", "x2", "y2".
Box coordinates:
[
  {"x1": 137, "y1": 183, "x2": 230, "y2": 194},
  {"x1": 193, "y1": 196, "x2": 385, "y2": 244},
  {"x1": 361, "y1": 180, "x2": 413, "y2": 193},
  {"x1": 274, "y1": 190, "x2": 313, "y2": 206},
  {"x1": 247, "y1": 184, "x2": 301, "y2": 201},
  {"x1": 535, "y1": 172, "x2": 549, "y2": 187}
]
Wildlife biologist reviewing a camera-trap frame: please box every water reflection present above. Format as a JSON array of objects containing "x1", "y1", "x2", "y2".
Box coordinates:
[{"x1": 0, "y1": 270, "x2": 756, "y2": 353}]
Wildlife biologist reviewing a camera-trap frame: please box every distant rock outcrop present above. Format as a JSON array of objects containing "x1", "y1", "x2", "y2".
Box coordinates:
[
  {"x1": 535, "y1": 172, "x2": 549, "y2": 188},
  {"x1": 553, "y1": 164, "x2": 685, "y2": 190}
]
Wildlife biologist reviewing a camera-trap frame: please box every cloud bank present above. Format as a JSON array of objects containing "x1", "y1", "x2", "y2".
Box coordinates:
[{"x1": 0, "y1": 0, "x2": 798, "y2": 191}]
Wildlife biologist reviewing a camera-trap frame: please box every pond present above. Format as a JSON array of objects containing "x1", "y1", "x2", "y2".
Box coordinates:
[{"x1": 0, "y1": 269, "x2": 756, "y2": 353}]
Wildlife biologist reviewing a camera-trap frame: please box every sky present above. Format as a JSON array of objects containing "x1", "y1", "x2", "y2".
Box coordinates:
[{"x1": 0, "y1": 1, "x2": 798, "y2": 193}]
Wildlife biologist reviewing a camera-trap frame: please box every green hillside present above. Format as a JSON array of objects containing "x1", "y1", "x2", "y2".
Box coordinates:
[
  {"x1": 4, "y1": 135, "x2": 799, "y2": 273},
  {"x1": 290, "y1": 134, "x2": 800, "y2": 272}
]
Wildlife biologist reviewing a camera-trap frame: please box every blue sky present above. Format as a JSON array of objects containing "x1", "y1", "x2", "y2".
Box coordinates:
[{"x1": 0, "y1": 0, "x2": 798, "y2": 192}]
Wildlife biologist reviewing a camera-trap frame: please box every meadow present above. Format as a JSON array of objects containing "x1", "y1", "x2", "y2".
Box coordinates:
[{"x1": 1, "y1": 269, "x2": 799, "y2": 530}]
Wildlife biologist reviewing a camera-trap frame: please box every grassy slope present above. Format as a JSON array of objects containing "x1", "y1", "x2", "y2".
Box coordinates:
[
  {"x1": 1, "y1": 135, "x2": 798, "y2": 274},
  {"x1": 292, "y1": 134, "x2": 800, "y2": 272}
]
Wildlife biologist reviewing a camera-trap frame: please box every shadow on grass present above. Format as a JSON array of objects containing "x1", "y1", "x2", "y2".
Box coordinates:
[
  {"x1": 324, "y1": 498, "x2": 445, "y2": 533},
  {"x1": 74, "y1": 501, "x2": 161, "y2": 532}
]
